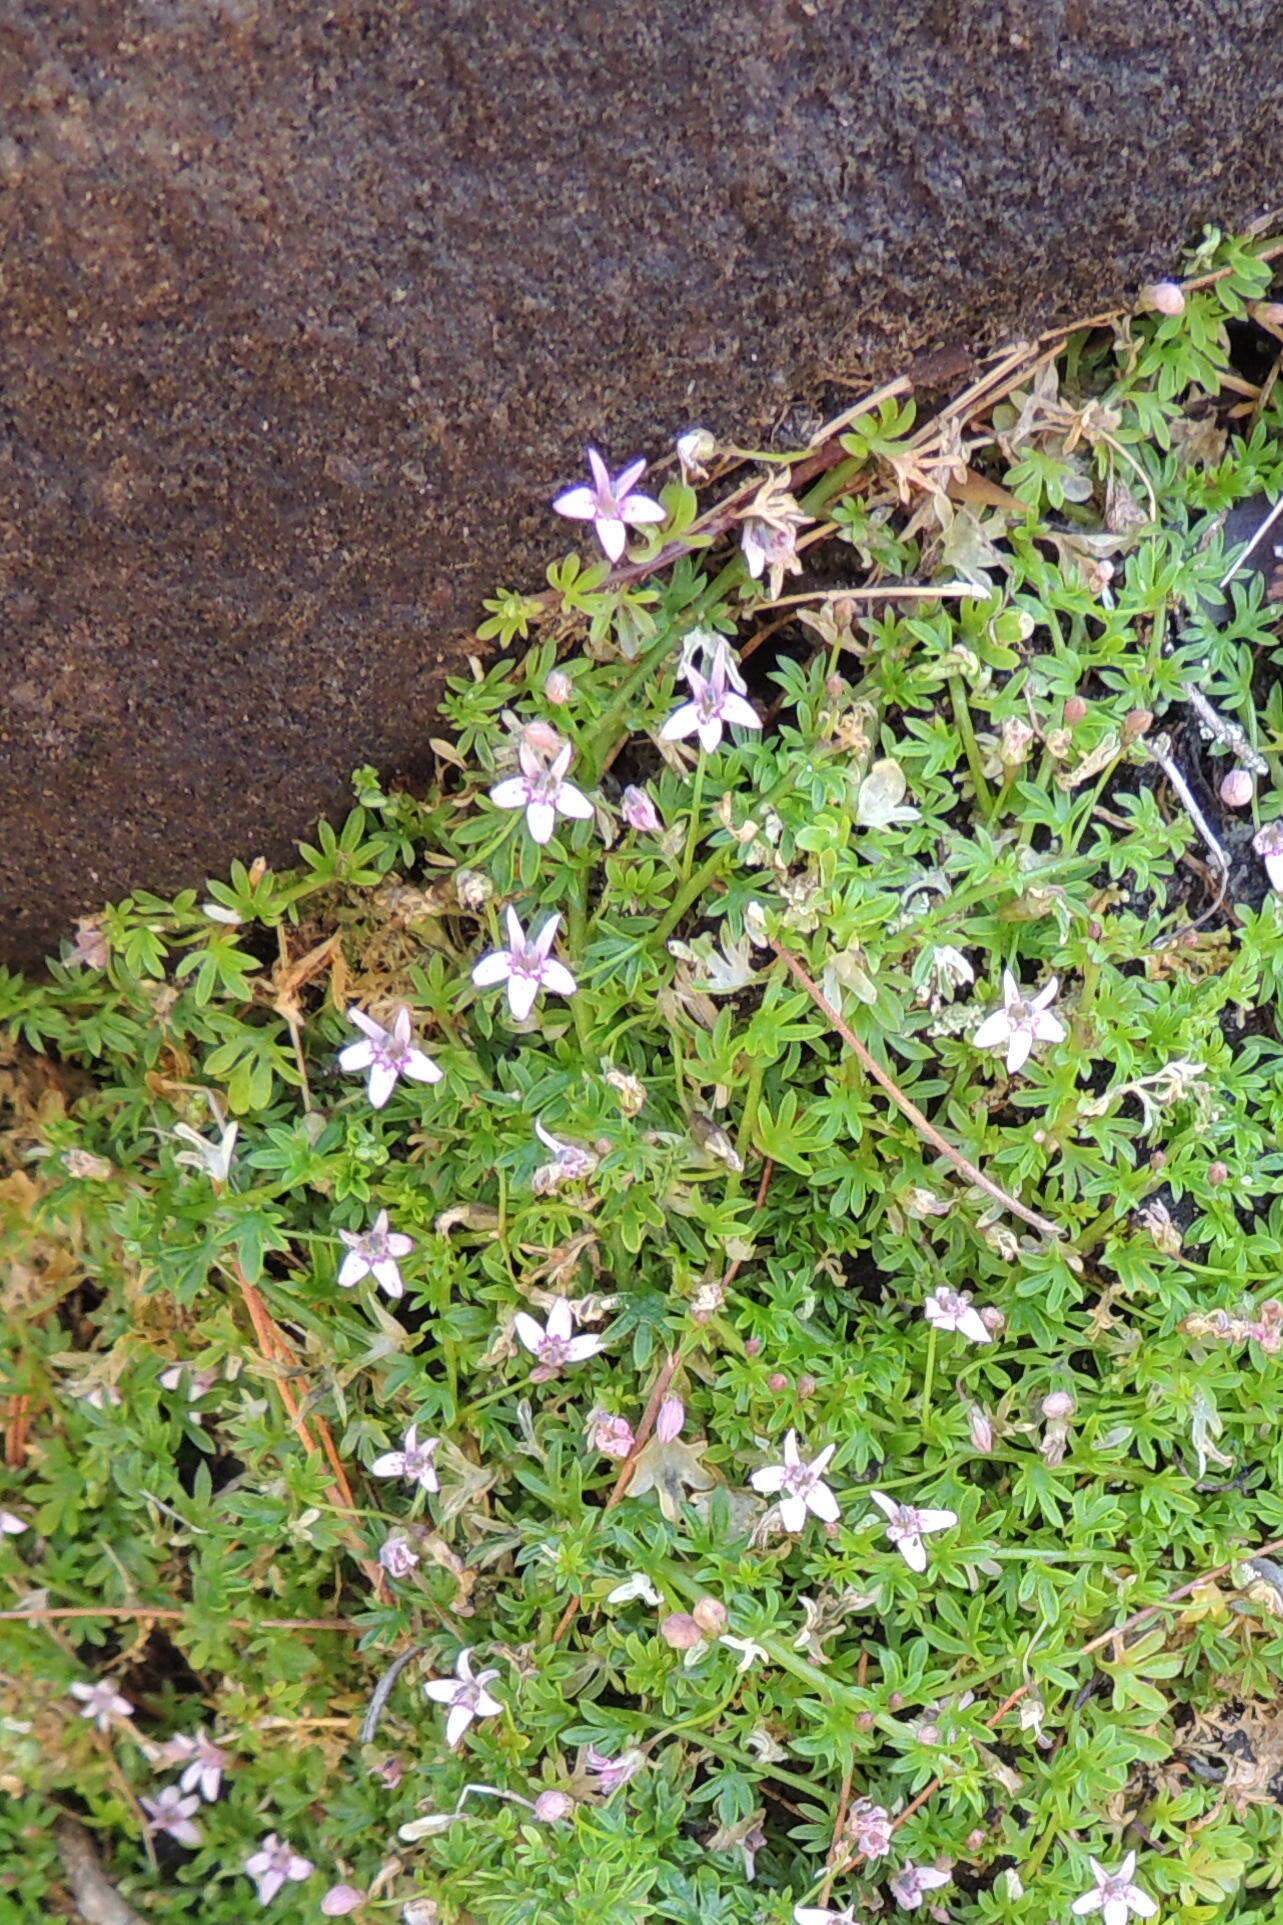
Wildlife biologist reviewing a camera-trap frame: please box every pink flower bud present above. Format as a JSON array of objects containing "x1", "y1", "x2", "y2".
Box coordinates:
[
  {"x1": 967, "y1": 1404, "x2": 995, "y2": 1454},
  {"x1": 544, "y1": 671, "x2": 573, "y2": 706},
  {"x1": 378, "y1": 1532, "x2": 419, "y2": 1579},
  {"x1": 655, "y1": 1394, "x2": 684, "y2": 1443},
  {"x1": 979, "y1": 1306, "x2": 1006, "y2": 1337},
  {"x1": 691, "y1": 1596, "x2": 727, "y2": 1635},
  {"x1": 532, "y1": 1789, "x2": 574, "y2": 1823},
  {"x1": 1041, "y1": 1390, "x2": 1074, "y2": 1420},
  {"x1": 796, "y1": 1373, "x2": 817, "y2": 1399},
  {"x1": 621, "y1": 784, "x2": 661, "y2": 833},
  {"x1": 744, "y1": 1336, "x2": 763, "y2": 1356},
  {"x1": 767, "y1": 1372, "x2": 789, "y2": 1393},
  {"x1": 1208, "y1": 1161, "x2": 1229, "y2": 1186},
  {"x1": 660, "y1": 1612, "x2": 703, "y2": 1650},
  {"x1": 1064, "y1": 695, "x2": 1087, "y2": 724},
  {"x1": 1141, "y1": 279, "x2": 1186, "y2": 316},
  {"x1": 1220, "y1": 768, "x2": 1254, "y2": 808},
  {"x1": 322, "y1": 1886, "x2": 365, "y2": 1916}
]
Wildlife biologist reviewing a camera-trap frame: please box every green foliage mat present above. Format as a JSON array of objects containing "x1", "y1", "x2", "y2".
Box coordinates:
[{"x1": 4, "y1": 229, "x2": 1283, "y2": 1923}]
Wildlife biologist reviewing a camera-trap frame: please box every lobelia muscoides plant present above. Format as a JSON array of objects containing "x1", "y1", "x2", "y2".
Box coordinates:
[{"x1": 3, "y1": 228, "x2": 1283, "y2": 1922}]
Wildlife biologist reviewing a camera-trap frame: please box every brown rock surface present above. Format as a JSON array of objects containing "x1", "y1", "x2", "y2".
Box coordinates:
[{"x1": 2, "y1": 1, "x2": 1282, "y2": 963}]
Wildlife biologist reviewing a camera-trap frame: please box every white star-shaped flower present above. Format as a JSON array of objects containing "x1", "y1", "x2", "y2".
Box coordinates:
[
  {"x1": 889, "y1": 1861, "x2": 951, "y2": 1909},
  {"x1": 1071, "y1": 1853, "x2": 1158, "y2": 1925},
  {"x1": 972, "y1": 969, "x2": 1066, "y2": 1074},
  {"x1": 660, "y1": 651, "x2": 761, "y2": 754},
  {"x1": 552, "y1": 448, "x2": 666, "y2": 562},
  {"x1": 69, "y1": 1679, "x2": 134, "y2": 1730},
  {"x1": 423, "y1": 1647, "x2": 503, "y2": 1749},
  {"x1": 489, "y1": 739, "x2": 595, "y2": 846},
  {"x1": 337, "y1": 1209, "x2": 413, "y2": 1299},
  {"x1": 868, "y1": 1491, "x2": 957, "y2": 1573},
  {"x1": 339, "y1": 1006, "x2": 442, "y2": 1109},
  {"x1": 245, "y1": 1834, "x2": 314, "y2": 1905},
  {"x1": 513, "y1": 1296, "x2": 606, "y2": 1381},
  {"x1": 370, "y1": 1424, "x2": 440, "y2": 1491},
  {"x1": 922, "y1": 1286, "x2": 991, "y2": 1345},
  {"x1": 472, "y1": 909, "x2": 577, "y2": 1022},
  {"x1": 750, "y1": 1430, "x2": 840, "y2": 1532}
]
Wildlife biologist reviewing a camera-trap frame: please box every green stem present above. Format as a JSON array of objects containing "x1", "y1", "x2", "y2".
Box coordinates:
[
  {"x1": 920, "y1": 1325, "x2": 938, "y2": 1429},
  {"x1": 948, "y1": 675, "x2": 995, "y2": 815},
  {"x1": 680, "y1": 751, "x2": 708, "y2": 884}
]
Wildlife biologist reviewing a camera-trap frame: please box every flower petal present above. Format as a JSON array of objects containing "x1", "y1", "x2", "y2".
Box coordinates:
[
  {"x1": 621, "y1": 493, "x2": 666, "y2": 525},
  {"x1": 807, "y1": 1481, "x2": 840, "y2": 1524},
  {"x1": 471, "y1": 951, "x2": 512, "y2": 987},
  {"x1": 660, "y1": 701, "x2": 700, "y2": 742},
  {"x1": 506, "y1": 974, "x2": 539, "y2": 1022},
  {"x1": 972, "y1": 1011, "x2": 1010, "y2": 1050},
  {"x1": 489, "y1": 776, "x2": 529, "y2": 810},
  {"x1": 513, "y1": 1312, "x2": 545, "y2": 1354},
  {"x1": 553, "y1": 485, "x2": 597, "y2": 520},
  {"x1": 526, "y1": 799, "x2": 557, "y2": 844},
  {"x1": 539, "y1": 960, "x2": 577, "y2": 999},
  {"x1": 596, "y1": 516, "x2": 627, "y2": 562},
  {"x1": 721, "y1": 693, "x2": 762, "y2": 731},
  {"x1": 367, "y1": 1062, "x2": 397, "y2": 1110},
  {"x1": 370, "y1": 1451, "x2": 406, "y2": 1477},
  {"x1": 750, "y1": 1464, "x2": 786, "y2": 1494},
  {"x1": 338, "y1": 1040, "x2": 375, "y2": 1071},
  {"x1": 555, "y1": 781, "x2": 595, "y2": 820}
]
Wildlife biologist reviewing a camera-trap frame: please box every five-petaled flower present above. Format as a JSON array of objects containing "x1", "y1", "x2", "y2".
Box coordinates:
[
  {"x1": 489, "y1": 739, "x2": 595, "y2": 846},
  {"x1": 923, "y1": 1286, "x2": 992, "y2": 1346},
  {"x1": 1071, "y1": 1853, "x2": 1158, "y2": 1925},
  {"x1": 552, "y1": 448, "x2": 666, "y2": 562},
  {"x1": 472, "y1": 909, "x2": 577, "y2": 1022},
  {"x1": 1254, "y1": 820, "x2": 1283, "y2": 891},
  {"x1": 868, "y1": 1491, "x2": 957, "y2": 1572},
  {"x1": 846, "y1": 1797, "x2": 894, "y2": 1860},
  {"x1": 338, "y1": 1209, "x2": 413, "y2": 1299},
  {"x1": 340, "y1": 1006, "x2": 442, "y2": 1109},
  {"x1": 661, "y1": 651, "x2": 761, "y2": 754},
  {"x1": 889, "y1": 1862, "x2": 951, "y2": 1909},
  {"x1": 973, "y1": 969, "x2": 1066, "y2": 1075},
  {"x1": 158, "y1": 1727, "x2": 230, "y2": 1802},
  {"x1": 245, "y1": 1834, "x2": 314, "y2": 1905},
  {"x1": 140, "y1": 1786, "x2": 204, "y2": 1846},
  {"x1": 69, "y1": 1679, "x2": 133, "y2": 1730},
  {"x1": 514, "y1": 1296, "x2": 606, "y2": 1381},
  {"x1": 750, "y1": 1430, "x2": 840, "y2": 1532},
  {"x1": 372, "y1": 1423, "x2": 441, "y2": 1491},
  {"x1": 423, "y1": 1648, "x2": 503, "y2": 1749}
]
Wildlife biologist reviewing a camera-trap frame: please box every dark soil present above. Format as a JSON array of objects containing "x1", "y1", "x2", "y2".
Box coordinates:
[{"x1": 3, "y1": 2, "x2": 1283, "y2": 963}]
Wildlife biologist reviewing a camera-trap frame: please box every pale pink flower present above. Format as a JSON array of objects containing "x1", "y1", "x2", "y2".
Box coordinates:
[
  {"x1": 489, "y1": 739, "x2": 594, "y2": 846},
  {"x1": 321, "y1": 1886, "x2": 365, "y2": 1916},
  {"x1": 140, "y1": 1785, "x2": 203, "y2": 1847},
  {"x1": 69, "y1": 1679, "x2": 133, "y2": 1730},
  {"x1": 378, "y1": 1532, "x2": 419, "y2": 1579},
  {"x1": 0, "y1": 1511, "x2": 26, "y2": 1536},
  {"x1": 621, "y1": 783, "x2": 662, "y2": 832},
  {"x1": 589, "y1": 1410, "x2": 636, "y2": 1459},
  {"x1": 923, "y1": 1286, "x2": 992, "y2": 1345},
  {"x1": 584, "y1": 1745, "x2": 644, "y2": 1794},
  {"x1": 514, "y1": 1296, "x2": 606, "y2": 1381},
  {"x1": 661, "y1": 652, "x2": 761, "y2": 754},
  {"x1": 967, "y1": 1404, "x2": 996, "y2": 1454},
  {"x1": 847, "y1": 1797, "x2": 894, "y2": 1859},
  {"x1": 338, "y1": 1209, "x2": 413, "y2": 1299},
  {"x1": 750, "y1": 1430, "x2": 840, "y2": 1533},
  {"x1": 655, "y1": 1394, "x2": 685, "y2": 1442},
  {"x1": 869, "y1": 1491, "x2": 957, "y2": 1572},
  {"x1": 245, "y1": 1834, "x2": 314, "y2": 1905},
  {"x1": 890, "y1": 1862, "x2": 951, "y2": 1909},
  {"x1": 794, "y1": 1903, "x2": 860, "y2": 1925},
  {"x1": 552, "y1": 448, "x2": 666, "y2": 562},
  {"x1": 159, "y1": 1364, "x2": 220, "y2": 1400},
  {"x1": 161, "y1": 1727, "x2": 230, "y2": 1802},
  {"x1": 371, "y1": 1424, "x2": 440, "y2": 1492},
  {"x1": 472, "y1": 908, "x2": 577, "y2": 1022},
  {"x1": 1071, "y1": 1853, "x2": 1158, "y2": 1925},
  {"x1": 340, "y1": 1007, "x2": 442, "y2": 1109},
  {"x1": 1254, "y1": 820, "x2": 1283, "y2": 892},
  {"x1": 423, "y1": 1648, "x2": 503, "y2": 1749},
  {"x1": 973, "y1": 969, "x2": 1066, "y2": 1074}
]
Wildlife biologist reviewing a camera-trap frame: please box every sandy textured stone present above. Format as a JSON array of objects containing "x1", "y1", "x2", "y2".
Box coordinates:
[{"x1": 2, "y1": 1, "x2": 1282, "y2": 961}]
